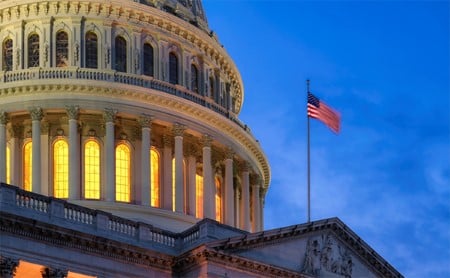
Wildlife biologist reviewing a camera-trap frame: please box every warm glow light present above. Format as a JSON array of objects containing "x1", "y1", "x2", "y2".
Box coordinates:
[
  {"x1": 23, "y1": 141, "x2": 32, "y2": 191},
  {"x1": 54, "y1": 139, "x2": 69, "y2": 198},
  {"x1": 215, "y1": 177, "x2": 222, "y2": 222},
  {"x1": 115, "y1": 144, "x2": 130, "y2": 202},
  {"x1": 196, "y1": 174, "x2": 203, "y2": 218},
  {"x1": 150, "y1": 148, "x2": 160, "y2": 207},
  {"x1": 6, "y1": 145, "x2": 10, "y2": 184},
  {"x1": 85, "y1": 140, "x2": 100, "y2": 199}
]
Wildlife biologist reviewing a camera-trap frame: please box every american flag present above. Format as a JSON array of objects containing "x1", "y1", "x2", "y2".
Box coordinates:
[{"x1": 307, "y1": 92, "x2": 341, "y2": 133}]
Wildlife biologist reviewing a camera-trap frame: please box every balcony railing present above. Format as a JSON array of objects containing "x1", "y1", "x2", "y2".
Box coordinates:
[{"x1": 0, "y1": 67, "x2": 251, "y2": 135}]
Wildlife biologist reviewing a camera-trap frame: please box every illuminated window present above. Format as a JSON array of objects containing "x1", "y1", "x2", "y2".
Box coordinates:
[
  {"x1": 196, "y1": 174, "x2": 203, "y2": 218},
  {"x1": 84, "y1": 140, "x2": 100, "y2": 199},
  {"x1": 6, "y1": 145, "x2": 10, "y2": 184},
  {"x1": 2, "y1": 38, "x2": 13, "y2": 71},
  {"x1": 115, "y1": 143, "x2": 130, "y2": 202},
  {"x1": 215, "y1": 177, "x2": 222, "y2": 222},
  {"x1": 115, "y1": 36, "x2": 127, "y2": 72},
  {"x1": 53, "y1": 139, "x2": 69, "y2": 198},
  {"x1": 143, "y1": 43, "x2": 154, "y2": 77},
  {"x1": 169, "y1": 52, "x2": 178, "y2": 84},
  {"x1": 150, "y1": 148, "x2": 160, "y2": 207},
  {"x1": 85, "y1": 32, "x2": 98, "y2": 68},
  {"x1": 23, "y1": 141, "x2": 32, "y2": 191},
  {"x1": 191, "y1": 64, "x2": 199, "y2": 93},
  {"x1": 28, "y1": 34, "x2": 39, "y2": 68},
  {"x1": 56, "y1": 31, "x2": 69, "y2": 67}
]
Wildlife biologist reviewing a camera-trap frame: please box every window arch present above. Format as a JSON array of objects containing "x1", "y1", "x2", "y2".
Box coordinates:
[
  {"x1": 116, "y1": 143, "x2": 130, "y2": 202},
  {"x1": 85, "y1": 32, "x2": 98, "y2": 68},
  {"x1": 6, "y1": 145, "x2": 10, "y2": 184},
  {"x1": 191, "y1": 64, "x2": 199, "y2": 93},
  {"x1": 56, "y1": 31, "x2": 69, "y2": 67},
  {"x1": 2, "y1": 38, "x2": 13, "y2": 71},
  {"x1": 169, "y1": 52, "x2": 178, "y2": 84},
  {"x1": 23, "y1": 141, "x2": 32, "y2": 191},
  {"x1": 115, "y1": 36, "x2": 127, "y2": 72},
  {"x1": 143, "y1": 43, "x2": 154, "y2": 77},
  {"x1": 215, "y1": 177, "x2": 222, "y2": 222},
  {"x1": 28, "y1": 34, "x2": 40, "y2": 68},
  {"x1": 53, "y1": 139, "x2": 69, "y2": 198},
  {"x1": 84, "y1": 140, "x2": 100, "y2": 199},
  {"x1": 150, "y1": 148, "x2": 160, "y2": 207}
]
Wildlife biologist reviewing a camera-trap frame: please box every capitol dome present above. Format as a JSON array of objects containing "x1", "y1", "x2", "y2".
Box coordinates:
[{"x1": 0, "y1": 0, "x2": 270, "y2": 233}]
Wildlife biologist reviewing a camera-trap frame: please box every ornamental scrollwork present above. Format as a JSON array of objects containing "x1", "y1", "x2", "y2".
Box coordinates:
[
  {"x1": 65, "y1": 105, "x2": 79, "y2": 120},
  {"x1": 29, "y1": 107, "x2": 43, "y2": 121}
]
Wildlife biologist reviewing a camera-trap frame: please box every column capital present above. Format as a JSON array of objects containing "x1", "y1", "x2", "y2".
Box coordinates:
[
  {"x1": 103, "y1": 108, "x2": 117, "y2": 123},
  {"x1": 8, "y1": 125, "x2": 22, "y2": 138},
  {"x1": 0, "y1": 111, "x2": 8, "y2": 125},
  {"x1": 138, "y1": 115, "x2": 153, "y2": 128},
  {"x1": 186, "y1": 144, "x2": 199, "y2": 157},
  {"x1": 29, "y1": 107, "x2": 43, "y2": 121},
  {"x1": 225, "y1": 147, "x2": 235, "y2": 160},
  {"x1": 250, "y1": 173, "x2": 261, "y2": 186},
  {"x1": 162, "y1": 134, "x2": 172, "y2": 148},
  {"x1": 201, "y1": 134, "x2": 212, "y2": 147},
  {"x1": 65, "y1": 105, "x2": 79, "y2": 120},
  {"x1": 172, "y1": 123, "x2": 186, "y2": 137},
  {"x1": 242, "y1": 161, "x2": 252, "y2": 172},
  {"x1": 0, "y1": 256, "x2": 19, "y2": 277},
  {"x1": 41, "y1": 267, "x2": 68, "y2": 278}
]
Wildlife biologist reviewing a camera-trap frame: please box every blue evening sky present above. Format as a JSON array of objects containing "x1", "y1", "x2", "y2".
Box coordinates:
[{"x1": 203, "y1": 1, "x2": 449, "y2": 277}]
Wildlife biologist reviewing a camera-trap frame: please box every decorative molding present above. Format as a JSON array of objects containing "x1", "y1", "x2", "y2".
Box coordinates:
[
  {"x1": 225, "y1": 147, "x2": 234, "y2": 160},
  {"x1": 138, "y1": 115, "x2": 153, "y2": 128},
  {"x1": 29, "y1": 107, "x2": 43, "y2": 121},
  {"x1": 172, "y1": 123, "x2": 185, "y2": 137},
  {"x1": 103, "y1": 108, "x2": 117, "y2": 123},
  {"x1": 65, "y1": 105, "x2": 79, "y2": 120},
  {"x1": 201, "y1": 134, "x2": 212, "y2": 147}
]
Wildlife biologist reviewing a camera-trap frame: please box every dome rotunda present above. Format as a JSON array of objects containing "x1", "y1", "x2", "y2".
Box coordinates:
[{"x1": 0, "y1": 0, "x2": 269, "y2": 233}]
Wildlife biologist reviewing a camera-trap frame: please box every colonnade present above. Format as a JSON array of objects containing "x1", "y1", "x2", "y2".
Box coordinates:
[{"x1": 0, "y1": 109, "x2": 264, "y2": 232}]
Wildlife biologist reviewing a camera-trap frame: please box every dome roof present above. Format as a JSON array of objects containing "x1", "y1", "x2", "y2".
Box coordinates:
[{"x1": 151, "y1": 0, "x2": 209, "y2": 32}]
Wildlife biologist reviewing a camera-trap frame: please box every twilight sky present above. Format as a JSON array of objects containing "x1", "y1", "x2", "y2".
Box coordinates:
[{"x1": 203, "y1": 1, "x2": 449, "y2": 277}]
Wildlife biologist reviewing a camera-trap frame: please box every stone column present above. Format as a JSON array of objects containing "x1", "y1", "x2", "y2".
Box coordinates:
[
  {"x1": 41, "y1": 267, "x2": 68, "y2": 278},
  {"x1": 8, "y1": 125, "x2": 21, "y2": 186},
  {"x1": 29, "y1": 107, "x2": 43, "y2": 194},
  {"x1": 240, "y1": 162, "x2": 250, "y2": 231},
  {"x1": 234, "y1": 184, "x2": 240, "y2": 228},
  {"x1": 0, "y1": 256, "x2": 19, "y2": 278},
  {"x1": 104, "y1": 109, "x2": 116, "y2": 202},
  {"x1": 66, "y1": 106, "x2": 80, "y2": 200},
  {"x1": 162, "y1": 134, "x2": 173, "y2": 210},
  {"x1": 139, "y1": 116, "x2": 152, "y2": 206},
  {"x1": 0, "y1": 112, "x2": 7, "y2": 183},
  {"x1": 173, "y1": 124, "x2": 185, "y2": 213},
  {"x1": 251, "y1": 175, "x2": 261, "y2": 232},
  {"x1": 224, "y1": 148, "x2": 234, "y2": 226},
  {"x1": 187, "y1": 146, "x2": 197, "y2": 216},
  {"x1": 202, "y1": 135, "x2": 215, "y2": 219}
]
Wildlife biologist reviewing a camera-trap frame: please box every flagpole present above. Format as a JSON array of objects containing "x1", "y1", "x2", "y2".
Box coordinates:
[{"x1": 306, "y1": 79, "x2": 311, "y2": 223}]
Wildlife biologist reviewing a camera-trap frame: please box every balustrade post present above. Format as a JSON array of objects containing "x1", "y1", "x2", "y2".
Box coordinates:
[{"x1": 50, "y1": 198, "x2": 65, "y2": 219}]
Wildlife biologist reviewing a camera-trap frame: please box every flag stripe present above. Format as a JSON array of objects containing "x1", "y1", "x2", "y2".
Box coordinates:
[{"x1": 307, "y1": 92, "x2": 341, "y2": 133}]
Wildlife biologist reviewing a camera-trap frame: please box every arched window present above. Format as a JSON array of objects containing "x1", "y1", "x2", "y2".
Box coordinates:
[
  {"x1": 143, "y1": 43, "x2": 154, "y2": 77},
  {"x1": 115, "y1": 36, "x2": 127, "y2": 72},
  {"x1": 56, "y1": 31, "x2": 69, "y2": 67},
  {"x1": 196, "y1": 174, "x2": 203, "y2": 218},
  {"x1": 85, "y1": 32, "x2": 98, "y2": 68},
  {"x1": 116, "y1": 143, "x2": 130, "y2": 202},
  {"x1": 215, "y1": 177, "x2": 222, "y2": 222},
  {"x1": 6, "y1": 145, "x2": 10, "y2": 184},
  {"x1": 2, "y1": 38, "x2": 13, "y2": 71},
  {"x1": 191, "y1": 64, "x2": 199, "y2": 93},
  {"x1": 84, "y1": 140, "x2": 100, "y2": 199},
  {"x1": 23, "y1": 141, "x2": 32, "y2": 191},
  {"x1": 209, "y1": 77, "x2": 215, "y2": 100},
  {"x1": 53, "y1": 139, "x2": 69, "y2": 198},
  {"x1": 169, "y1": 52, "x2": 178, "y2": 84},
  {"x1": 28, "y1": 34, "x2": 40, "y2": 68},
  {"x1": 150, "y1": 148, "x2": 160, "y2": 207}
]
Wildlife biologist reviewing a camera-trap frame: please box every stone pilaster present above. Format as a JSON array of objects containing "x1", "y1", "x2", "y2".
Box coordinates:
[
  {"x1": 29, "y1": 107, "x2": 43, "y2": 194},
  {"x1": 173, "y1": 124, "x2": 185, "y2": 213},
  {"x1": 103, "y1": 109, "x2": 117, "y2": 202},
  {"x1": 139, "y1": 115, "x2": 153, "y2": 206},
  {"x1": 224, "y1": 147, "x2": 234, "y2": 226},
  {"x1": 202, "y1": 134, "x2": 215, "y2": 219},
  {"x1": 66, "y1": 106, "x2": 80, "y2": 200},
  {"x1": 0, "y1": 112, "x2": 8, "y2": 183},
  {"x1": 240, "y1": 161, "x2": 251, "y2": 231}
]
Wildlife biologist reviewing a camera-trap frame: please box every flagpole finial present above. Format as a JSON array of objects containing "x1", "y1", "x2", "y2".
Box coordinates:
[{"x1": 306, "y1": 79, "x2": 310, "y2": 93}]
